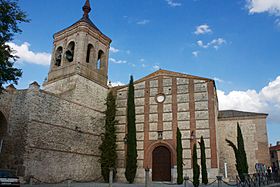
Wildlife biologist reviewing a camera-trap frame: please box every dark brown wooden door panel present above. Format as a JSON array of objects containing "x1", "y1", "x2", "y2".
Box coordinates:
[{"x1": 152, "y1": 146, "x2": 171, "y2": 181}]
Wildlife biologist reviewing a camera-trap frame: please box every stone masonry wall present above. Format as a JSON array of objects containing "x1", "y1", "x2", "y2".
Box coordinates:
[
  {"x1": 23, "y1": 83, "x2": 106, "y2": 183},
  {"x1": 218, "y1": 117, "x2": 270, "y2": 179},
  {"x1": 0, "y1": 90, "x2": 30, "y2": 176},
  {"x1": 0, "y1": 79, "x2": 107, "y2": 183},
  {"x1": 43, "y1": 74, "x2": 108, "y2": 111}
]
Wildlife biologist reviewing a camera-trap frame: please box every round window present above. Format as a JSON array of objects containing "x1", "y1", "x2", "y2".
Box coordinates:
[{"x1": 156, "y1": 94, "x2": 165, "y2": 103}]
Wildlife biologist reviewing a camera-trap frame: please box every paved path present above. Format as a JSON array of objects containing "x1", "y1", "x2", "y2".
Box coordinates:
[
  {"x1": 22, "y1": 181, "x2": 280, "y2": 187},
  {"x1": 21, "y1": 182, "x2": 236, "y2": 187},
  {"x1": 23, "y1": 182, "x2": 192, "y2": 187}
]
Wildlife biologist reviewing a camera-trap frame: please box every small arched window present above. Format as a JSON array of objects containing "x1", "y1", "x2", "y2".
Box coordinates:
[
  {"x1": 65, "y1": 41, "x2": 75, "y2": 63},
  {"x1": 97, "y1": 50, "x2": 104, "y2": 70},
  {"x1": 54, "y1": 47, "x2": 63, "y2": 67},
  {"x1": 86, "y1": 44, "x2": 93, "y2": 63}
]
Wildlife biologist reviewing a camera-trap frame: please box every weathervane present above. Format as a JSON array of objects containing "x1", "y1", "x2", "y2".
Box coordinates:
[{"x1": 83, "y1": 0, "x2": 91, "y2": 18}]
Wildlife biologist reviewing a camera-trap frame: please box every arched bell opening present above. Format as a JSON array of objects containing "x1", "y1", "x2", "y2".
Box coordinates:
[
  {"x1": 65, "y1": 41, "x2": 75, "y2": 63},
  {"x1": 54, "y1": 46, "x2": 63, "y2": 67},
  {"x1": 86, "y1": 44, "x2": 94, "y2": 63},
  {"x1": 97, "y1": 50, "x2": 105, "y2": 70}
]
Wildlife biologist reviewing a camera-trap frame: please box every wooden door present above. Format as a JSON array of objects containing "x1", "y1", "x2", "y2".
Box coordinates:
[{"x1": 152, "y1": 146, "x2": 171, "y2": 181}]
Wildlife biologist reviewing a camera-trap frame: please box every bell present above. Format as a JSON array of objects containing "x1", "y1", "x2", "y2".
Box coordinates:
[
  {"x1": 54, "y1": 54, "x2": 61, "y2": 66},
  {"x1": 65, "y1": 50, "x2": 74, "y2": 62}
]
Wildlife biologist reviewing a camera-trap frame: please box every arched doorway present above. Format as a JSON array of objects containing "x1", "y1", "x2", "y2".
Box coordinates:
[
  {"x1": 0, "y1": 112, "x2": 7, "y2": 152},
  {"x1": 152, "y1": 146, "x2": 171, "y2": 181}
]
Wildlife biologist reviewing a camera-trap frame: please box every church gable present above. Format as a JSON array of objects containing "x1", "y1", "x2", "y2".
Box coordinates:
[{"x1": 114, "y1": 69, "x2": 219, "y2": 182}]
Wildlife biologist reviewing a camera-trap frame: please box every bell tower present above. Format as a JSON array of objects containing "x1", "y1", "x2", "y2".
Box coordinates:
[
  {"x1": 43, "y1": 0, "x2": 111, "y2": 110},
  {"x1": 44, "y1": 0, "x2": 111, "y2": 89}
]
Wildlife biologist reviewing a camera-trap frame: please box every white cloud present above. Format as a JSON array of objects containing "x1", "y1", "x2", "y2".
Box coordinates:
[
  {"x1": 141, "y1": 64, "x2": 147, "y2": 68},
  {"x1": 197, "y1": 38, "x2": 226, "y2": 49},
  {"x1": 153, "y1": 65, "x2": 160, "y2": 71},
  {"x1": 197, "y1": 40, "x2": 208, "y2": 48},
  {"x1": 109, "y1": 81, "x2": 125, "y2": 87},
  {"x1": 210, "y1": 38, "x2": 226, "y2": 49},
  {"x1": 110, "y1": 47, "x2": 119, "y2": 53},
  {"x1": 126, "y1": 50, "x2": 131, "y2": 55},
  {"x1": 137, "y1": 19, "x2": 150, "y2": 25},
  {"x1": 246, "y1": 0, "x2": 280, "y2": 15},
  {"x1": 260, "y1": 76, "x2": 280, "y2": 105},
  {"x1": 275, "y1": 19, "x2": 280, "y2": 28},
  {"x1": 213, "y1": 77, "x2": 224, "y2": 83},
  {"x1": 7, "y1": 42, "x2": 51, "y2": 66},
  {"x1": 194, "y1": 24, "x2": 212, "y2": 35},
  {"x1": 140, "y1": 58, "x2": 145, "y2": 62},
  {"x1": 166, "y1": 0, "x2": 182, "y2": 7},
  {"x1": 218, "y1": 76, "x2": 280, "y2": 123},
  {"x1": 192, "y1": 51, "x2": 199, "y2": 57},
  {"x1": 218, "y1": 89, "x2": 266, "y2": 112},
  {"x1": 109, "y1": 58, "x2": 127, "y2": 64}
]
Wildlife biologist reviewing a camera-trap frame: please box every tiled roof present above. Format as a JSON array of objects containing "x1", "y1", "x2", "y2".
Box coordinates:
[
  {"x1": 218, "y1": 110, "x2": 268, "y2": 119},
  {"x1": 270, "y1": 145, "x2": 280, "y2": 151},
  {"x1": 54, "y1": 16, "x2": 111, "y2": 42}
]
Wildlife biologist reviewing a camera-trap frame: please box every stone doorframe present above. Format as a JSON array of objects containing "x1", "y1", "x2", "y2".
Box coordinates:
[{"x1": 144, "y1": 140, "x2": 176, "y2": 170}]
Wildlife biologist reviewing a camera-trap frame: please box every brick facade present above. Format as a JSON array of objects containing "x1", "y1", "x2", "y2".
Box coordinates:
[{"x1": 114, "y1": 70, "x2": 220, "y2": 182}]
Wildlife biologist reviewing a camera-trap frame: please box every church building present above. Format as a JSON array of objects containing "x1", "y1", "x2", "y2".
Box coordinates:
[{"x1": 0, "y1": 0, "x2": 270, "y2": 183}]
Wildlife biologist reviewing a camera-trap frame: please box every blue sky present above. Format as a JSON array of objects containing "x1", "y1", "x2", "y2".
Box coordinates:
[{"x1": 8, "y1": 0, "x2": 280, "y2": 144}]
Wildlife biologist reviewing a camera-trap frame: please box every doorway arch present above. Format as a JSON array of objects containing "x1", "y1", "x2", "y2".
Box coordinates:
[
  {"x1": 0, "y1": 111, "x2": 7, "y2": 155},
  {"x1": 152, "y1": 146, "x2": 171, "y2": 181}
]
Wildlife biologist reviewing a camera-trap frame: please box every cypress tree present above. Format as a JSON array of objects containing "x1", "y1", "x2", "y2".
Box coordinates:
[
  {"x1": 176, "y1": 127, "x2": 183, "y2": 184},
  {"x1": 226, "y1": 123, "x2": 248, "y2": 181},
  {"x1": 237, "y1": 123, "x2": 248, "y2": 175},
  {"x1": 99, "y1": 90, "x2": 118, "y2": 182},
  {"x1": 192, "y1": 143, "x2": 200, "y2": 187},
  {"x1": 199, "y1": 136, "x2": 208, "y2": 184},
  {"x1": 125, "y1": 75, "x2": 137, "y2": 183}
]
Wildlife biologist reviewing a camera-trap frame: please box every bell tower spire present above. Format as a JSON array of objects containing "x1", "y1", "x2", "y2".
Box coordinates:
[{"x1": 82, "y1": 0, "x2": 91, "y2": 18}]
